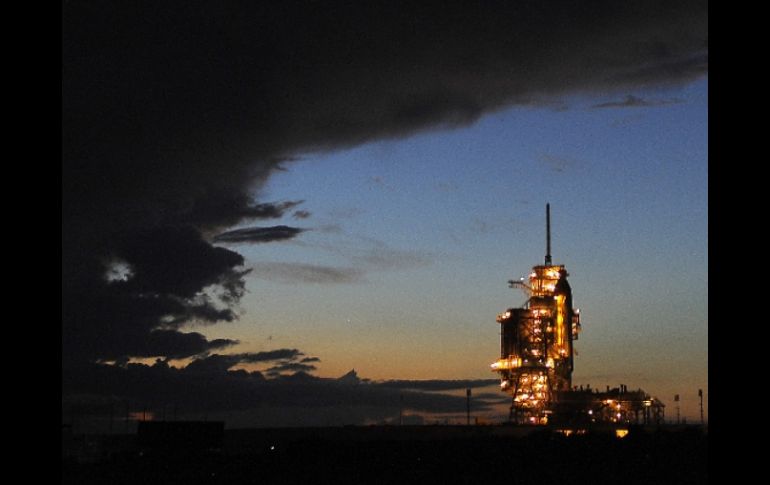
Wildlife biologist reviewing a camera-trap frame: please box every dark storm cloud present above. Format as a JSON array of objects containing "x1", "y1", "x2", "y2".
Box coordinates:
[
  {"x1": 213, "y1": 225, "x2": 305, "y2": 244},
  {"x1": 591, "y1": 94, "x2": 683, "y2": 109},
  {"x1": 300, "y1": 356, "x2": 321, "y2": 363},
  {"x1": 251, "y1": 262, "x2": 364, "y2": 284},
  {"x1": 63, "y1": 0, "x2": 708, "y2": 244},
  {"x1": 63, "y1": 1, "x2": 706, "y2": 391}
]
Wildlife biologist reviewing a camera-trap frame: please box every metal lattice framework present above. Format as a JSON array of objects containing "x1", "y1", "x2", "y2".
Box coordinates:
[{"x1": 493, "y1": 264, "x2": 580, "y2": 424}]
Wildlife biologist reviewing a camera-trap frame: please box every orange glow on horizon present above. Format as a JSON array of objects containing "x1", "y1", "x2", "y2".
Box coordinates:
[{"x1": 129, "y1": 411, "x2": 155, "y2": 421}]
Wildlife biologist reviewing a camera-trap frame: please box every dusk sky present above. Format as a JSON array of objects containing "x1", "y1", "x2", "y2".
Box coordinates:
[{"x1": 63, "y1": 1, "x2": 707, "y2": 428}]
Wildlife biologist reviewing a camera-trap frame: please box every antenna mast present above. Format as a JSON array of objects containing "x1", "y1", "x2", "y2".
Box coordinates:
[{"x1": 545, "y1": 203, "x2": 552, "y2": 265}]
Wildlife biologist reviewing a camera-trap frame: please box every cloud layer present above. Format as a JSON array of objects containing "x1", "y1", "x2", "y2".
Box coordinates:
[{"x1": 63, "y1": 362, "x2": 501, "y2": 428}]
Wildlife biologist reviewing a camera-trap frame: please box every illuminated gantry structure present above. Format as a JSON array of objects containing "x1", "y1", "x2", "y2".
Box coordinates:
[{"x1": 491, "y1": 204, "x2": 581, "y2": 424}]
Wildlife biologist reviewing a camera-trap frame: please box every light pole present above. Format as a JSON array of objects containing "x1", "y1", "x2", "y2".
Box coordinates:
[
  {"x1": 674, "y1": 394, "x2": 680, "y2": 424},
  {"x1": 698, "y1": 389, "x2": 704, "y2": 425},
  {"x1": 466, "y1": 388, "x2": 471, "y2": 425}
]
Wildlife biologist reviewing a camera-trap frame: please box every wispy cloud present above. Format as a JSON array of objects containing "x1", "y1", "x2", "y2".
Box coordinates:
[
  {"x1": 368, "y1": 175, "x2": 395, "y2": 191},
  {"x1": 435, "y1": 181, "x2": 460, "y2": 192},
  {"x1": 251, "y1": 262, "x2": 364, "y2": 284},
  {"x1": 610, "y1": 114, "x2": 646, "y2": 128},
  {"x1": 243, "y1": 233, "x2": 428, "y2": 285},
  {"x1": 328, "y1": 232, "x2": 434, "y2": 271},
  {"x1": 350, "y1": 246, "x2": 433, "y2": 271},
  {"x1": 214, "y1": 225, "x2": 305, "y2": 244},
  {"x1": 592, "y1": 95, "x2": 683, "y2": 109},
  {"x1": 537, "y1": 153, "x2": 581, "y2": 173},
  {"x1": 266, "y1": 362, "x2": 318, "y2": 375},
  {"x1": 175, "y1": 349, "x2": 312, "y2": 374},
  {"x1": 283, "y1": 230, "x2": 433, "y2": 273}
]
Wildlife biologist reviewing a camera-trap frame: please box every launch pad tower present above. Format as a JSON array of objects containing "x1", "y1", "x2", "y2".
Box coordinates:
[
  {"x1": 492, "y1": 204, "x2": 664, "y2": 426},
  {"x1": 491, "y1": 204, "x2": 581, "y2": 424}
]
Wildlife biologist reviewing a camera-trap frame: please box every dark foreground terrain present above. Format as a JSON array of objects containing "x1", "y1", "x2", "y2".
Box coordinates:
[{"x1": 63, "y1": 425, "x2": 707, "y2": 485}]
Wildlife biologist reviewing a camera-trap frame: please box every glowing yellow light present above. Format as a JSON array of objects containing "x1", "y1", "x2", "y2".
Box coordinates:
[
  {"x1": 615, "y1": 429, "x2": 629, "y2": 438},
  {"x1": 491, "y1": 357, "x2": 523, "y2": 370}
]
